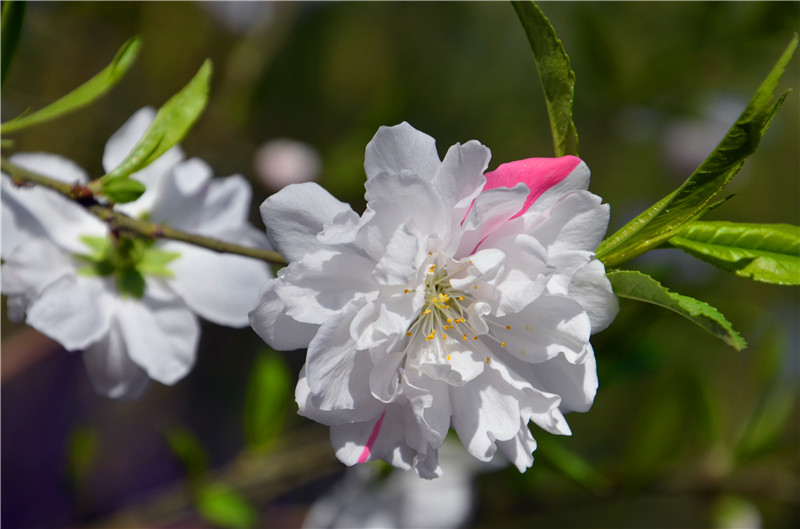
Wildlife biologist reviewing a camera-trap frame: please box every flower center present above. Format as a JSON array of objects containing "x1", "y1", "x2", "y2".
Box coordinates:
[
  {"x1": 74, "y1": 234, "x2": 180, "y2": 299},
  {"x1": 404, "y1": 263, "x2": 481, "y2": 363}
]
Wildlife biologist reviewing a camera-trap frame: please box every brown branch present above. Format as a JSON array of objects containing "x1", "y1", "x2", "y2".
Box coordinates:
[{"x1": 1, "y1": 156, "x2": 287, "y2": 265}]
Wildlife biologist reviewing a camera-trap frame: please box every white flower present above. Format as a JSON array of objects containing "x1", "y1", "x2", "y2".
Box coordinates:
[
  {"x1": 250, "y1": 123, "x2": 618, "y2": 478},
  {"x1": 303, "y1": 437, "x2": 501, "y2": 529},
  {"x1": 1, "y1": 107, "x2": 272, "y2": 399}
]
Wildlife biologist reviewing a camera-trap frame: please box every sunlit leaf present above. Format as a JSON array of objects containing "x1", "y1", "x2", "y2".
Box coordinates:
[
  {"x1": 1, "y1": 1, "x2": 26, "y2": 86},
  {"x1": 668, "y1": 221, "x2": 800, "y2": 285},
  {"x1": 98, "y1": 177, "x2": 146, "y2": 204},
  {"x1": 138, "y1": 247, "x2": 180, "y2": 277},
  {"x1": 243, "y1": 351, "x2": 292, "y2": 449},
  {"x1": 196, "y1": 483, "x2": 258, "y2": 529},
  {"x1": 597, "y1": 35, "x2": 798, "y2": 268},
  {"x1": 512, "y1": 1, "x2": 579, "y2": 156},
  {"x1": 100, "y1": 59, "x2": 212, "y2": 182},
  {"x1": 1, "y1": 36, "x2": 141, "y2": 134},
  {"x1": 607, "y1": 270, "x2": 747, "y2": 351}
]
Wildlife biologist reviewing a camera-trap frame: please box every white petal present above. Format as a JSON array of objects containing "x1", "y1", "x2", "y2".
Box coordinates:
[
  {"x1": 404, "y1": 370, "x2": 452, "y2": 447},
  {"x1": 1, "y1": 238, "x2": 75, "y2": 297},
  {"x1": 364, "y1": 122, "x2": 441, "y2": 181},
  {"x1": 450, "y1": 367, "x2": 522, "y2": 462},
  {"x1": 102, "y1": 107, "x2": 157, "y2": 173},
  {"x1": 3, "y1": 155, "x2": 106, "y2": 254},
  {"x1": 496, "y1": 420, "x2": 537, "y2": 472},
  {"x1": 260, "y1": 182, "x2": 356, "y2": 262},
  {"x1": 369, "y1": 350, "x2": 405, "y2": 402},
  {"x1": 82, "y1": 321, "x2": 151, "y2": 399},
  {"x1": 372, "y1": 222, "x2": 423, "y2": 286},
  {"x1": 487, "y1": 295, "x2": 592, "y2": 364},
  {"x1": 364, "y1": 170, "x2": 450, "y2": 241},
  {"x1": 487, "y1": 358, "x2": 571, "y2": 436},
  {"x1": 330, "y1": 405, "x2": 416, "y2": 471},
  {"x1": 161, "y1": 241, "x2": 271, "y2": 327},
  {"x1": 532, "y1": 349, "x2": 598, "y2": 413},
  {"x1": 114, "y1": 295, "x2": 199, "y2": 385},
  {"x1": 249, "y1": 279, "x2": 319, "y2": 351},
  {"x1": 147, "y1": 157, "x2": 213, "y2": 230},
  {"x1": 25, "y1": 276, "x2": 112, "y2": 351},
  {"x1": 433, "y1": 140, "x2": 490, "y2": 215},
  {"x1": 456, "y1": 184, "x2": 529, "y2": 257},
  {"x1": 530, "y1": 191, "x2": 609, "y2": 251},
  {"x1": 304, "y1": 299, "x2": 384, "y2": 419},
  {"x1": 568, "y1": 259, "x2": 619, "y2": 333},
  {"x1": 276, "y1": 248, "x2": 375, "y2": 324},
  {"x1": 10, "y1": 152, "x2": 89, "y2": 184},
  {"x1": 106, "y1": 108, "x2": 184, "y2": 219}
]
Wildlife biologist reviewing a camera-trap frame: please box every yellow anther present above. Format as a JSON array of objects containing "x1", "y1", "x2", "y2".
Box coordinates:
[
  {"x1": 424, "y1": 309, "x2": 431, "y2": 315},
  {"x1": 473, "y1": 336, "x2": 479, "y2": 340},
  {"x1": 505, "y1": 325, "x2": 511, "y2": 330},
  {"x1": 446, "y1": 355, "x2": 451, "y2": 361},
  {"x1": 473, "y1": 285, "x2": 478, "y2": 290},
  {"x1": 486, "y1": 357, "x2": 491, "y2": 364},
  {"x1": 525, "y1": 325, "x2": 532, "y2": 332},
  {"x1": 428, "y1": 251, "x2": 433, "y2": 255},
  {"x1": 406, "y1": 331, "x2": 412, "y2": 336},
  {"x1": 442, "y1": 334, "x2": 447, "y2": 341},
  {"x1": 462, "y1": 334, "x2": 467, "y2": 340},
  {"x1": 404, "y1": 289, "x2": 410, "y2": 293},
  {"x1": 501, "y1": 341, "x2": 506, "y2": 348},
  {"x1": 458, "y1": 296, "x2": 465, "y2": 300}
]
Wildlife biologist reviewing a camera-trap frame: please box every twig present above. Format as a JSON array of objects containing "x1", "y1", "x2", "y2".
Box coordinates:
[{"x1": 1, "y1": 156, "x2": 287, "y2": 265}]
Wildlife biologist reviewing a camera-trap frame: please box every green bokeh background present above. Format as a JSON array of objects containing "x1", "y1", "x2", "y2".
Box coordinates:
[{"x1": 2, "y1": 2, "x2": 798, "y2": 528}]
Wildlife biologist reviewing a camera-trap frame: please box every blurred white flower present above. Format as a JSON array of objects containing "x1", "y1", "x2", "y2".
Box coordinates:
[
  {"x1": 251, "y1": 123, "x2": 617, "y2": 477},
  {"x1": 663, "y1": 95, "x2": 746, "y2": 175},
  {"x1": 2, "y1": 107, "x2": 272, "y2": 399},
  {"x1": 303, "y1": 438, "x2": 501, "y2": 529},
  {"x1": 254, "y1": 138, "x2": 321, "y2": 191}
]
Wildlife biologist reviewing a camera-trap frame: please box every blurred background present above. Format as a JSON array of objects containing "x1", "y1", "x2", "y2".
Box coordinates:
[{"x1": 1, "y1": 2, "x2": 798, "y2": 528}]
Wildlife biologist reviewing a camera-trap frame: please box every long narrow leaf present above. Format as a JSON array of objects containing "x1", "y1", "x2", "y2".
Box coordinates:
[
  {"x1": 512, "y1": 1, "x2": 579, "y2": 157},
  {"x1": 100, "y1": 59, "x2": 212, "y2": 183},
  {"x1": 607, "y1": 270, "x2": 747, "y2": 351},
  {"x1": 669, "y1": 221, "x2": 800, "y2": 285},
  {"x1": 1, "y1": 36, "x2": 141, "y2": 134},
  {"x1": 597, "y1": 35, "x2": 798, "y2": 268},
  {"x1": 1, "y1": 1, "x2": 26, "y2": 86}
]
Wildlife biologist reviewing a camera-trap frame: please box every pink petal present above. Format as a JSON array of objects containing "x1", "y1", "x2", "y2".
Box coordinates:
[{"x1": 483, "y1": 156, "x2": 582, "y2": 216}]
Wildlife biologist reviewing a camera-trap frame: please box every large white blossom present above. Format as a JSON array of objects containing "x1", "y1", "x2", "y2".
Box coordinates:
[
  {"x1": 1, "y1": 107, "x2": 272, "y2": 399},
  {"x1": 250, "y1": 123, "x2": 618, "y2": 478}
]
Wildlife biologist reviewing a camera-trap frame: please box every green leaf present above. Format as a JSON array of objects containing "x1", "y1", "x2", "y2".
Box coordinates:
[
  {"x1": 99, "y1": 176, "x2": 146, "y2": 203},
  {"x1": 100, "y1": 59, "x2": 212, "y2": 181},
  {"x1": 115, "y1": 267, "x2": 146, "y2": 299},
  {"x1": 597, "y1": 35, "x2": 798, "y2": 268},
  {"x1": 668, "y1": 221, "x2": 800, "y2": 285},
  {"x1": 165, "y1": 427, "x2": 208, "y2": 483},
  {"x1": 607, "y1": 270, "x2": 747, "y2": 351},
  {"x1": 196, "y1": 483, "x2": 258, "y2": 529},
  {"x1": 78, "y1": 235, "x2": 110, "y2": 259},
  {"x1": 512, "y1": 1, "x2": 579, "y2": 156},
  {"x1": 138, "y1": 247, "x2": 180, "y2": 277},
  {"x1": 1, "y1": 1, "x2": 26, "y2": 86},
  {"x1": 243, "y1": 351, "x2": 292, "y2": 449},
  {"x1": 0, "y1": 36, "x2": 141, "y2": 134}
]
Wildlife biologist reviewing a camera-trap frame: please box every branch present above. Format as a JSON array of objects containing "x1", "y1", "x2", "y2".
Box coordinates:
[{"x1": 1, "y1": 157, "x2": 288, "y2": 266}]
